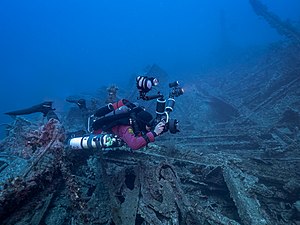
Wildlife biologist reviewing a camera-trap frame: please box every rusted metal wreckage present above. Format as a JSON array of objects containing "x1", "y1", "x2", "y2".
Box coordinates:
[
  {"x1": 0, "y1": 40, "x2": 299, "y2": 225},
  {"x1": 1, "y1": 1, "x2": 300, "y2": 223}
]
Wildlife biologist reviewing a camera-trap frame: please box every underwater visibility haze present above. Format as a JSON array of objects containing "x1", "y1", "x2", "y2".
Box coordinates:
[
  {"x1": 0, "y1": 0, "x2": 300, "y2": 224},
  {"x1": 1, "y1": 0, "x2": 299, "y2": 135}
]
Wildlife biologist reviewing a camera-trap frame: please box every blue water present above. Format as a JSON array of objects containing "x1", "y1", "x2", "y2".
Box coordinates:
[{"x1": 0, "y1": 0, "x2": 299, "y2": 138}]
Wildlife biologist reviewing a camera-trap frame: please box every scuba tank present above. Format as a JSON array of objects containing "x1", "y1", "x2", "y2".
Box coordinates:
[
  {"x1": 70, "y1": 100, "x2": 149, "y2": 150},
  {"x1": 89, "y1": 103, "x2": 144, "y2": 133},
  {"x1": 68, "y1": 133, "x2": 124, "y2": 150}
]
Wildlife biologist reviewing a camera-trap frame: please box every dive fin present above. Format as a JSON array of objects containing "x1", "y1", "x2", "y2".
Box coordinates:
[{"x1": 5, "y1": 101, "x2": 55, "y2": 117}]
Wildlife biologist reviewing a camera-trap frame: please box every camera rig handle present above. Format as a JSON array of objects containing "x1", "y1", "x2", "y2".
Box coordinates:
[
  {"x1": 138, "y1": 91, "x2": 163, "y2": 101},
  {"x1": 135, "y1": 76, "x2": 183, "y2": 134}
]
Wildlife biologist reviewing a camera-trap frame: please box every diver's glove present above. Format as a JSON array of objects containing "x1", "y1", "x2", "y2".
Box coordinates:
[{"x1": 153, "y1": 121, "x2": 166, "y2": 136}]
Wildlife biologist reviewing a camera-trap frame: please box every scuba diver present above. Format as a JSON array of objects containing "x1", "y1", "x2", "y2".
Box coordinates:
[
  {"x1": 69, "y1": 76, "x2": 184, "y2": 151},
  {"x1": 4, "y1": 99, "x2": 165, "y2": 151},
  {"x1": 69, "y1": 98, "x2": 165, "y2": 150},
  {"x1": 5, "y1": 76, "x2": 183, "y2": 152}
]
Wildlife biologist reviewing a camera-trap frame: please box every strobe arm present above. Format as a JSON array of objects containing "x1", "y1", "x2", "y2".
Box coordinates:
[{"x1": 140, "y1": 93, "x2": 164, "y2": 101}]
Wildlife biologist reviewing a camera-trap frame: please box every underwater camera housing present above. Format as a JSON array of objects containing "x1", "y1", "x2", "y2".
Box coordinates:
[
  {"x1": 154, "y1": 81, "x2": 184, "y2": 134},
  {"x1": 168, "y1": 81, "x2": 184, "y2": 98},
  {"x1": 136, "y1": 76, "x2": 163, "y2": 101}
]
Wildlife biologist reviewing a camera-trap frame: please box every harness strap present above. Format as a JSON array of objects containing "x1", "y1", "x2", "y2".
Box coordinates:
[{"x1": 142, "y1": 134, "x2": 150, "y2": 144}]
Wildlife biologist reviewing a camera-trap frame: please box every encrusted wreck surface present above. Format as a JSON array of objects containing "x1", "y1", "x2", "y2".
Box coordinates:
[
  {"x1": 0, "y1": 40, "x2": 299, "y2": 225},
  {"x1": 1, "y1": 7, "x2": 300, "y2": 222}
]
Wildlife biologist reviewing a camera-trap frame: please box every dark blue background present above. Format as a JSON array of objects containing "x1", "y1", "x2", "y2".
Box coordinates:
[{"x1": 0, "y1": 0, "x2": 299, "y2": 137}]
